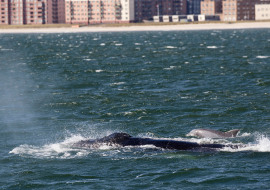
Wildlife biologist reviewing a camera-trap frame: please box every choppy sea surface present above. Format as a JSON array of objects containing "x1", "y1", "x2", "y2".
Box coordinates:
[{"x1": 1, "y1": 29, "x2": 270, "y2": 189}]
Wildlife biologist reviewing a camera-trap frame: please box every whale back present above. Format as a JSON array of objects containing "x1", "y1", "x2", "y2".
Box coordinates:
[
  {"x1": 99, "y1": 133, "x2": 132, "y2": 144},
  {"x1": 74, "y1": 132, "x2": 244, "y2": 150},
  {"x1": 73, "y1": 133, "x2": 131, "y2": 148}
]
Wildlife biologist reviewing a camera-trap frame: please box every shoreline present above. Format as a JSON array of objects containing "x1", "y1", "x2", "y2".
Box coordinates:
[{"x1": 0, "y1": 22, "x2": 269, "y2": 33}]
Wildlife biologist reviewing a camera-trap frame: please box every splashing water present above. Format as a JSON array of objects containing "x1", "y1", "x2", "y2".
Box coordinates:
[
  {"x1": 249, "y1": 135, "x2": 270, "y2": 152},
  {"x1": 221, "y1": 134, "x2": 270, "y2": 152},
  {"x1": 9, "y1": 134, "x2": 90, "y2": 159}
]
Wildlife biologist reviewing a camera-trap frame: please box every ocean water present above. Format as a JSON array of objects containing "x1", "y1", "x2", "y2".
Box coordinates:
[{"x1": 1, "y1": 29, "x2": 270, "y2": 189}]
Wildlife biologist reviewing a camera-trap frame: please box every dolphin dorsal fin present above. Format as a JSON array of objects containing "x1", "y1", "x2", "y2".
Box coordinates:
[{"x1": 225, "y1": 129, "x2": 240, "y2": 137}]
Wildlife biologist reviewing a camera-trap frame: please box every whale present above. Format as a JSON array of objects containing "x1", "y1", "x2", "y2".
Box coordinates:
[
  {"x1": 186, "y1": 129, "x2": 240, "y2": 139},
  {"x1": 73, "y1": 132, "x2": 242, "y2": 151}
]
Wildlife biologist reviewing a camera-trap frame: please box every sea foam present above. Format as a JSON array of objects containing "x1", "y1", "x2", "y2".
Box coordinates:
[
  {"x1": 221, "y1": 134, "x2": 270, "y2": 152},
  {"x1": 256, "y1": 56, "x2": 269, "y2": 59},
  {"x1": 9, "y1": 135, "x2": 89, "y2": 159}
]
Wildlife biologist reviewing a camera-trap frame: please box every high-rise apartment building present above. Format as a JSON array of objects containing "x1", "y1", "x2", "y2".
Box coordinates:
[
  {"x1": 9, "y1": 0, "x2": 24, "y2": 25},
  {"x1": 24, "y1": 0, "x2": 47, "y2": 24},
  {"x1": 255, "y1": 4, "x2": 270, "y2": 20},
  {"x1": 47, "y1": 0, "x2": 65, "y2": 24},
  {"x1": 187, "y1": 0, "x2": 201, "y2": 14},
  {"x1": 222, "y1": 0, "x2": 237, "y2": 21},
  {"x1": 1, "y1": 0, "x2": 270, "y2": 25},
  {"x1": 0, "y1": 0, "x2": 65, "y2": 25},
  {"x1": 65, "y1": 0, "x2": 134, "y2": 24},
  {"x1": 121, "y1": 0, "x2": 135, "y2": 22},
  {"x1": 134, "y1": 0, "x2": 187, "y2": 22},
  {"x1": 0, "y1": 0, "x2": 8, "y2": 24},
  {"x1": 222, "y1": 0, "x2": 270, "y2": 21},
  {"x1": 201, "y1": 0, "x2": 222, "y2": 15}
]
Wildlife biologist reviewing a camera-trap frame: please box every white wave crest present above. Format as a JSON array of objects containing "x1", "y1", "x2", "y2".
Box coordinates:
[
  {"x1": 164, "y1": 66, "x2": 178, "y2": 70},
  {"x1": 256, "y1": 56, "x2": 269, "y2": 59},
  {"x1": 207, "y1": 46, "x2": 218, "y2": 49},
  {"x1": 110, "y1": 82, "x2": 126, "y2": 86},
  {"x1": 165, "y1": 46, "x2": 177, "y2": 49}
]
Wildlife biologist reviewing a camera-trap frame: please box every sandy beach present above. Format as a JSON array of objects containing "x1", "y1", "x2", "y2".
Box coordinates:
[{"x1": 0, "y1": 22, "x2": 269, "y2": 33}]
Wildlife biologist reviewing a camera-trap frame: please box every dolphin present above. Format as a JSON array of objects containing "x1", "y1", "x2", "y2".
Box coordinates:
[
  {"x1": 73, "y1": 132, "x2": 241, "y2": 151},
  {"x1": 186, "y1": 129, "x2": 240, "y2": 139}
]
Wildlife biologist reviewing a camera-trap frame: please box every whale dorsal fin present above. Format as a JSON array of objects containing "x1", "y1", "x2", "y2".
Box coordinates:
[{"x1": 225, "y1": 129, "x2": 240, "y2": 137}]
